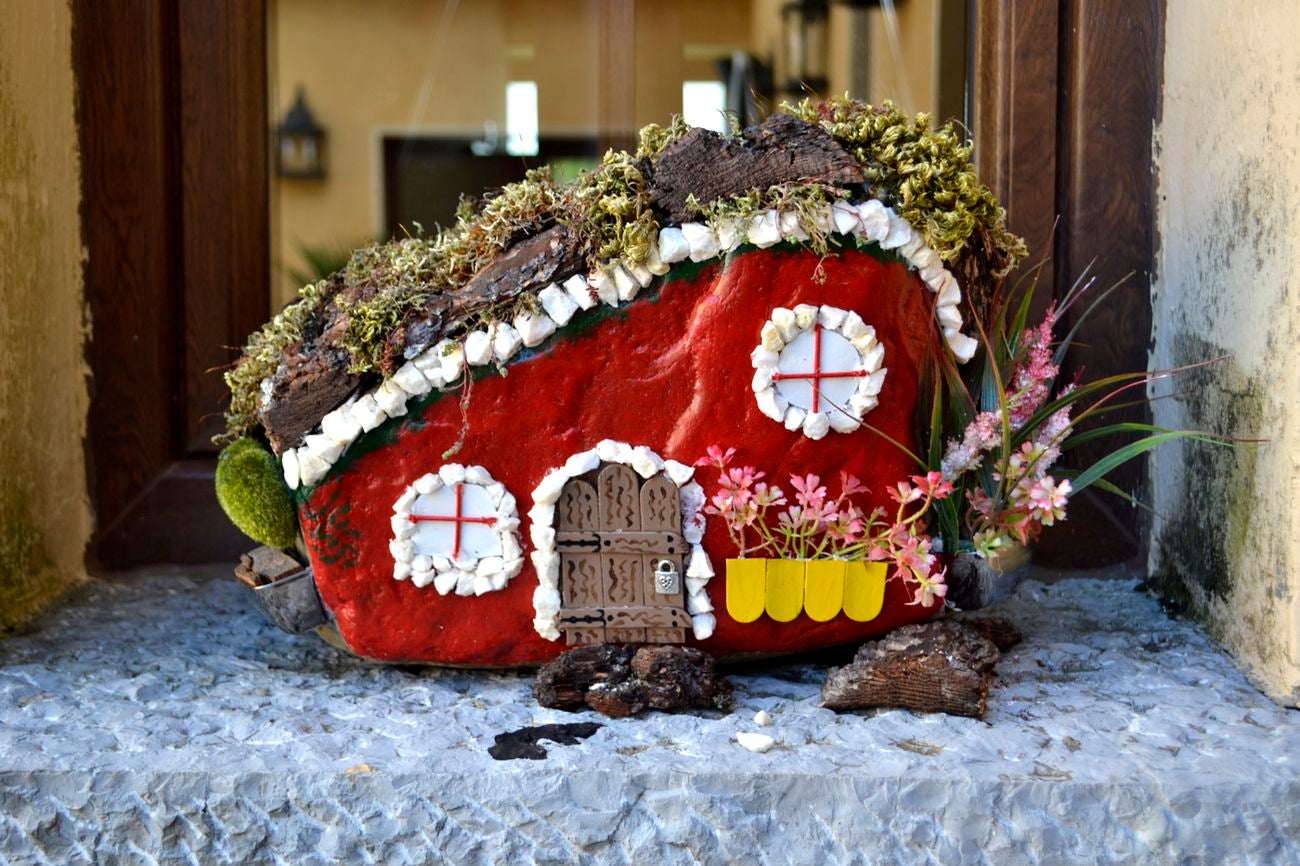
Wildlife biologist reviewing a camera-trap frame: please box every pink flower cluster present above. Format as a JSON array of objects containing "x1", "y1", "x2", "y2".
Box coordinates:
[
  {"x1": 697, "y1": 446, "x2": 953, "y2": 608},
  {"x1": 945, "y1": 311, "x2": 1078, "y2": 557},
  {"x1": 940, "y1": 305, "x2": 1062, "y2": 481}
]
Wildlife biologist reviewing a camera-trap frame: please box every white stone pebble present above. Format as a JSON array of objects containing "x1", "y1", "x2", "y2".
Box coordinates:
[
  {"x1": 657, "y1": 227, "x2": 690, "y2": 263},
  {"x1": 736, "y1": 732, "x2": 776, "y2": 754}
]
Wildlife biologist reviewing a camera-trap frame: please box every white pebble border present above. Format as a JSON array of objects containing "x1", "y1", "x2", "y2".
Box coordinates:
[
  {"x1": 526, "y1": 440, "x2": 714, "y2": 643},
  {"x1": 275, "y1": 199, "x2": 974, "y2": 492},
  {"x1": 388, "y1": 464, "x2": 523, "y2": 596},
  {"x1": 752, "y1": 303, "x2": 888, "y2": 440}
]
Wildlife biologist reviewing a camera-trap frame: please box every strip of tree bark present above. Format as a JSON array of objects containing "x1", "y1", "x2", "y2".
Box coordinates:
[
  {"x1": 649, "y1": 113, "x2": 865, "y2": 223},
  {"x1": 257, "y1": 225, "x2": 583, "y2": 452},
  {"x1": 396, "y1": 224, "x2": 585, "y2": 364}
]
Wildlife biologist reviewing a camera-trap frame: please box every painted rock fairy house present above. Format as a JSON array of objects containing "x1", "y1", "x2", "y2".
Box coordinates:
[{"x1": 218, "y1": 98, "x2": 1027, "y2": 667}]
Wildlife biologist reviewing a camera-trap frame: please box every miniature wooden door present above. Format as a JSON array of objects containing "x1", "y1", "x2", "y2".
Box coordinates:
[{"x1": 555, "y1": 463, "x2": 691, "y2": 645}]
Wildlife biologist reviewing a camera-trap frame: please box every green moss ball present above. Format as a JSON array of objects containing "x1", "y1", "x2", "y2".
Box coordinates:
[{"x1": 215, "y1": 438, "x2": 299, "y2": 550}]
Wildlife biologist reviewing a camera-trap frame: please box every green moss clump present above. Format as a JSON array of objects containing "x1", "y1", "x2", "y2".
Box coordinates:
[
  {"x1": 557, "y1": 150, "x2": 659, "y2": 267},
  {"x1": 215, "y1": 438, "x2": 299, "y2": 549},
  {"x1": 635, "y1": 113, "x2": 692, "y2": 160},
  {"x1": 782, "y1": 96, "x2": 1026, "y2": 276},
  {"x1": 335, "y1": 167, "x2": 563, "y2": 373}
]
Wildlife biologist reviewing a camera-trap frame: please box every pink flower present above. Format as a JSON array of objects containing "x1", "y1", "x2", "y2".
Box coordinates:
[
  {"x1": 1027, "y1": 476, "x2": 1071, "y2": 525},
  {"x1": 967, "y1": 487, "x2": 995, "y2": 519},
  {"x1": 888, "y1": 481, "x2": 923, "y2": 505},
  {"x1": 824, "y1": 506, "x2": 866, "y2": 543},
  {"x1": 894, "y1": 534, "x2": 935, "y2": 575},
  {"x1": 839, "y1": 472, "x2": 869, "y2": 497},
  {"x1": 753, "y1": 482, "x2": 786, "y2": 509},
  {"x1": 910, "y1": 471, "x2": 953, "y2": 500},
  {"x1": 907, "y1": 571, "x2": 949, "y2": 608},
  {"x1": 697, "y1": 445, "x2": 736, "y2": 469},
  {"x1": 728, "y1": 465, "x2": 763, "y2": 488},
  {"x1": 790, "y1": 473, "x2": 827, "y2": 509}
]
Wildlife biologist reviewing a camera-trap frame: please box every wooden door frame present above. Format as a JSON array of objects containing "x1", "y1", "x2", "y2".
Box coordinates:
[
  {"x1": 972, "y1": 0, "x2": 1165, "y2": 565},
  {"x1": 75, "y1": 0, "x2": 270, "y2": 568}
]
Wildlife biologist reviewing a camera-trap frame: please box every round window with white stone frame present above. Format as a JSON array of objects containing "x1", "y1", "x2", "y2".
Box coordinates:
[
  {"x1": 751, "y1": 304, "x2": 887, "y2": 440},
  {"x1": 390, "y1": 464, "x2": 524, "y2": 596}
]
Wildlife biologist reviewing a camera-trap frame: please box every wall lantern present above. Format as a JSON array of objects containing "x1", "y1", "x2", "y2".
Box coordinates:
[{"x1": 276, "y1": 87, "x2": 326, "y2": 180}]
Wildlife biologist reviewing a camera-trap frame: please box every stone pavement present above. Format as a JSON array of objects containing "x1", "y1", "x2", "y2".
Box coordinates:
[{"x1": 0, "y1": 568, "x2": 1297, "y2": 865}]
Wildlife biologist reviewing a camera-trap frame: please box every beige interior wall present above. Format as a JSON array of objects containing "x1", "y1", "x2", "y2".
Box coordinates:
[
  {"x1": 755, "y1": 0, "x2": 939, "y2": 116},
  {"x1": 633, "y1": 0, "x2": 753, "y2": 127},
  {"x1": 271, "y1": 0, "x2": 754, "y2": 308},
  {"x1": 272, "y1": 0, "x2": 510, "y2": 307},
  {"x1": 1149, "y1": 0, "x2": 1300, "y2": 705},
  {"x1": 0, "y1": 1, "x2": 92, "y2": 630},
  {"x1": 272, "y1": 0, "x2": 946, "y2": 308}
]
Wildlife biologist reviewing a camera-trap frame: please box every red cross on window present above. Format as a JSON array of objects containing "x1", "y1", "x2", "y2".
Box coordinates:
[
  {"x1": 770, "y1": 323, "x2": 867, "y2": 413},
  {"x1": 410, "y1": 483, "x2": 497, "y2": 559}
]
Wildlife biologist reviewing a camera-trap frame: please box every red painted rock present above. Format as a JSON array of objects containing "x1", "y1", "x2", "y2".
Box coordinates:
[{"x1": 299, "y1": 242, "x2": 952, "y2": 666}]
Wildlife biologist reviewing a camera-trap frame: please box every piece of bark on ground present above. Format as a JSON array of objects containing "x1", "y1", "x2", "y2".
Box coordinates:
[
  {"x1": 820, "y1": 620, "x2": 1005, "y2": 719},
  {"x1": 487, "y1": 722, "x2": 604, "y2": 761},
  {"x1": 534, "y1": 644, "x2": 733, "y2": 718}
]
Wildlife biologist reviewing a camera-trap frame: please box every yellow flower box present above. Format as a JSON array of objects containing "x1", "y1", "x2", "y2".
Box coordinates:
[{"x1": 725, "y1": 558, "x2": 887, "y2": 624}]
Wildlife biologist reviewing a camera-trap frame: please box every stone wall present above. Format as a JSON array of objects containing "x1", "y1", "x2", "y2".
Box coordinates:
[
  {"x1": 0, "y1": 1, "x2": 91, "y2": 630},
  {"x1": 1149, "y1": 0, "x2": 1300, "y2": 704}
]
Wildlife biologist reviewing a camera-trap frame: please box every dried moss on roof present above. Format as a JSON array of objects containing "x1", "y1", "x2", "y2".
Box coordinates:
[
  {"x1": 221, "y1": 98, "x2": 1022, "y2": 444},
  {"x1": 785, "y1": 96, "x2": 1026, "y2": 277},
  {"x1": 223, "y1": 279, "x2": 332, "y2": 442}
]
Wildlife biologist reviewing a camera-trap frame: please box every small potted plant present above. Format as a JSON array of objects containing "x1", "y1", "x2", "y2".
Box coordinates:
[{"x1": 922, "y1": 268, "x2": 1229, "y2": 608}]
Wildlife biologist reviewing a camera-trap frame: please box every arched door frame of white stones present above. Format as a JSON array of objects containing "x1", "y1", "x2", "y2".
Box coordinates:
[{"x1": 528, "y1": 441, "x2": 715, "y2": 643}]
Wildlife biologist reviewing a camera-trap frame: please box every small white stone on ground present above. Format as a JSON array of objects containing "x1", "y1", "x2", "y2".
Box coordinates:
[
  {"x1": 754, "y1": 710, "x2": 774, "y2": 727},
  {"x1": 736, "y1": 732, "x2": 776, "y2": 753}
]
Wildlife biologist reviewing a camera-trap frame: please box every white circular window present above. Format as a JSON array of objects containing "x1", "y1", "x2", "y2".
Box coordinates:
[
  {"x1": 751, "y1": 304, "x2": 886, "y2": 440},
  {"x1": 390, "y1": 464, "x2": 523, "y2": 596}
]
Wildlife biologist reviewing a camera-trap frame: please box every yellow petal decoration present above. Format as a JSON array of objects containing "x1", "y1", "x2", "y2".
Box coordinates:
[
  {"x1": 725, "y1": 559, "x2": 766, "y2": 624},
  {"x1": 842, "y1": 561, "x2": 888, "y2": 622},
  {"x1": 765, "y1": 559, "x2": 804, "y2": 622},
  {"x1": 803, "y1": 560, "x2": 846, "y2": 622}
]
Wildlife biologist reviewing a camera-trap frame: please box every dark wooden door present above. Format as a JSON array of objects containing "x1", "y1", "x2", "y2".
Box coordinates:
[
  {"x1": 556, "y1": 464, "x2": 690, "y2": 645},
  {"x1": 74, "y1": 0, "x2": 269, "y2": 567},
  {"x1": 972, "y1": 0, "x2": 1164, "y2": 566}
]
